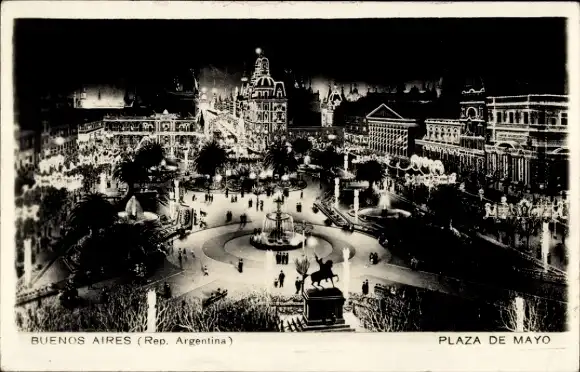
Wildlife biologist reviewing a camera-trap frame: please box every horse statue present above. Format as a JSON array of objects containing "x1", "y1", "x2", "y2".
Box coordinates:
[{"x1": 307, "y1": 254, "x2": 339, "y2": 289}]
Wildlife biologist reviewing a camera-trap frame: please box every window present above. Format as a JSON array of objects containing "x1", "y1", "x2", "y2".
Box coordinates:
[
  {"x1": 523, "y1": 112, "x2": 529, "y2": 124},
  {"x1": 496, "y1": 112, "x2": 502, "y2": 123},
  {"x1": 509, "y1": 112, "x2": 514, "y2": 123},
  {"x1": 561, "y1": 112, "x2": 568, "y2": 126}
]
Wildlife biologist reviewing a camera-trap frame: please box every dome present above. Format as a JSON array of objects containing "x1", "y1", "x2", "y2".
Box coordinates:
[
  {"x1": 255, "y1": 76, "x2": 276, "y2": 88},
  {"x1": 125, "y1": 196, "x2": 145, "y2": 220},
  {"x1": 329, "y1": 91, "x2": 342, "y2": 104}
]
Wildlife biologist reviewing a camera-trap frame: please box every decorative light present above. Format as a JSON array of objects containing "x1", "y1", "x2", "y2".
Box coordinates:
[
  {"x1": 249, "y1": 172, "x2": 256, "y2": 180},
  {"x1": 281, "y1": 174, "x2": 289, "y2": 182},
  {"x1": 255, "y1": 47, "x2": 262, "y2": 55},
  {"x1": 214, "y1": 174, "x2": 223, "y2": 183},
  {"x1": 53, "y1": 137, "x2": 65, "y2": 146}
]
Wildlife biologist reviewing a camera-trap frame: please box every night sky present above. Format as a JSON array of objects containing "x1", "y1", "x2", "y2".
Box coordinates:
[{"x1": 14, "y1": 18, "x2": 567, "y2": 123}]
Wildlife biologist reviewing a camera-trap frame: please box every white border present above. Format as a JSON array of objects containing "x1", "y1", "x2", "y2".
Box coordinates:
[{"x1": 1, "y1": 2, "x2": 579, "y2": 371}]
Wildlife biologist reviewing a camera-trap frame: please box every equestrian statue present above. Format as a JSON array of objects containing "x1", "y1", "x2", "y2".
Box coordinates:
[{"x1": 307, "y1": 254, "x2": 339, "y2": 289}]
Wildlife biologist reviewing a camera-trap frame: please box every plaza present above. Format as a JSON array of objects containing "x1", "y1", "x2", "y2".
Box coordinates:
[{"x1": 12, "y1": 19, "x2": 570, "y2": 334}]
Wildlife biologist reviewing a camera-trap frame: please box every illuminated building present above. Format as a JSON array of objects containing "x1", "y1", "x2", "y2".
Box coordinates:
[
  {"x1": 485, "y1": 94, "x2": 569, "y2": 193},
  {"x1": 320, "y1": 83, "x2": 343, "y2": 127},
  {"x1": 415, "y1": 82, "x2": 487, "y2": 174},
  {"x1": 367, "y1": 103, "x2": 419, "y2": 159},
  {"x1": 103, "y1": 110, "x2": 204, "y2": 159},
  {"x1": 345, "y1": 83, "x2": 362, "y2": 102},
  {"x1": 15, "y1": 129, "x2": 37, "y2": 171},
  {"x1": 238, "y1": 48, "x2": 287, "y2": 148}
]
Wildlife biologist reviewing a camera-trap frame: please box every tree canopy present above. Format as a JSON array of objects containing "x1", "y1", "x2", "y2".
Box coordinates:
[
  {"x1": 193, "y1": 140, "x2": 228, "y2": 177},
  {"x1": 264, "y1": 141, "x2": 299, "y2": 177},
  {"x1": 356, "y1": 160, "x2": 385, "y2": 189}
]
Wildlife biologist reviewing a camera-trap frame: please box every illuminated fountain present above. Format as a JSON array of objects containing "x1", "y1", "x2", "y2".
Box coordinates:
[
  {"x1": 118, "y1": 196, "x2": 159, "y2": 223},
  {"x1": 350, "y1": 189, "x2": 411, "y2": 222},
  {"x1": 250, "y1": 195, "x2": 301, "y2": 251}
]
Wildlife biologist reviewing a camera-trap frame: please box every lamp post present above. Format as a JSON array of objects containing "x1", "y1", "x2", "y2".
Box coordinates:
[
  {"x1": 24, "y1": 238, "x2": 32, "y2": 288},
  {"x1": 147, "y1": 289, "x2": 157, "y2": 333},
  {"x1": 353, "y1": 189, "x2": 359, "y2": 222},
  {"x1": 334, "y1": 177, "x2": 340, "y2": 209}
]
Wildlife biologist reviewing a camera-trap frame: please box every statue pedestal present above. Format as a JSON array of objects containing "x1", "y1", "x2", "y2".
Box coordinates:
[{"x1": 301, "y1": 287, "x2": 353, "y2": 332}]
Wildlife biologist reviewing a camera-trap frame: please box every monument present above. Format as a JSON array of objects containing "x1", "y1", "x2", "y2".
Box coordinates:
[{"x1": 301, "y1": 254, "x2": 353, "y2": 332}]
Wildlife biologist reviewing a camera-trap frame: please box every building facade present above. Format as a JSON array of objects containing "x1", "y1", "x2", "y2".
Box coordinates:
[
  {"x1": 238, "y1": 49, "x2": 287, "y2": 146},
  {"x1": 485, "y1": 94, "x2": 569, "y2": 193},
  {"x1": 103, "y1": 111, "x2": 205, "y2": 159},
  {"x1": 15, "y1": 129, "x2": 37, "y2": 171},
  {"x1": 367, "y1": 103, "x2": 419, "y2": 159},
  {"x1": 320, "y1": 84, "x2": 343, "y2": 127},
  {"x1": 415, "y1": 85, "x2": 487, "y2": 174}
]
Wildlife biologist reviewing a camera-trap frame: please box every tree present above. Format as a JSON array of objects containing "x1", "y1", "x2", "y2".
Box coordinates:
[
  {"x1": 135, "y1": 142, "x2": 165, "y2": 170},
  {"x1": 499, "y1": 295, "x2": 566, "y2": 332},
  {"x1": 426, "y1": 185, "x2": 463, "y2": 229},
  {"x1": 193, "y1": 140, "x2": 228, "y2": 178},
  {"x1": 356, "y1": 160, "x2": 385, "y2": 190},
  {"x1": 113, "y1": 155, "x2": 148, "y2": 205},
  {"x1": 38, "y1": 187, "x2": 69, "y2": 230},
  {"x1": 264, "y1": 141, "x2": 299, "y2": 178},
  {"x1": 15, "y1": 169, "x2": 35, "y2": 196},
  {"x1": 291, "y1": 137, "x2": 312, "y2": 157},
  {"x1": 294, "y1": 255, "x2": 310, "y2": 292},
  {"x1": 352, "y1": 289, "x2": 423, "y2": 332},
  {"x1": 68, "y1": 193, "x2": 118, "y2": 238},
  {"x1": 313, "y1": 146, "x2": 342, "y2": 179}
]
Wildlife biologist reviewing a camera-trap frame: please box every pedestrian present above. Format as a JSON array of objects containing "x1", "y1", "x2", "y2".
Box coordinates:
[
  {"x1": 225, "y1": 189, "x2": 229, "y2": 198},
  {"x1": 295, "y1": 277, "x2": 301, "y2": 294},
  {"x1": 362, "y1": 280, "x2": 369, "y2": 295},
  {"x1": 300, "y1": 191, "x2": 303, "y2": 199},
  {"x1": 369, "y1": 253, "x2": 373, "y2": 265},
  {"x1": 274, "y1": 278, "x2": 279, "y2": 288},
  {"x1": 203, "y1": 265, "x2": 209, "y2": 276},
  {"x1": 178, "y1": 253, "x2": 182, "y2": 267},
  {"x1": 284, "y1": 252, "x2": 288, "y2": 265},
  {"x1": 238, "y1": 258, "x2": 244, "y2": 273},
  {"x1": 249, "y1": 199, "x2": 253, "y2": 208},
  {"x1": 278, "y1": 270, "x2": 286, "y2": 288},
  {"x1": 276, "y1": 252, "x2": 281, "y2": 265}
]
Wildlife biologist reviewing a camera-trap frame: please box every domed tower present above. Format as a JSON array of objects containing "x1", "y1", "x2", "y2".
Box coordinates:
[
  {"x1": 460, "y1": 77, "x2": 487, "y2": 136},
  {"x1": 321, "y1": 83, "x2": 343, "y2": 127}
]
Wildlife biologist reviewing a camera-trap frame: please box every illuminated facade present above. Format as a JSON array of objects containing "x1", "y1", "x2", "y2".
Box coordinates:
[
  {"x1": 320, "y1": 84, "x2": 343, "y2": 127},
  {"x1": 103, "y1": 111, "x2": 205, "y2": 160},
  {"x1": 415, "y1": 84, "x2": 487, "y2": 174},
  {"x1": 485, "y1": 94, "x2": 569, "y2": 192},
  {"x1": 367, "y1": 103, "x2": 419, "y2": 159},
  {"x1": 238, "y1": 49, "x2": 287, "y2": 148}
]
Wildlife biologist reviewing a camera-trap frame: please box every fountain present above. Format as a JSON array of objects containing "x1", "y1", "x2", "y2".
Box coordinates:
[
  {"x1": 250, "y1": 195, "x2": 301, "y2": 251},
  {"x1": 352, "y1": 188, "x2": 411, "y2": 223},
  {"x1": 118, "y1": 196, "x2": 159, "y2": 223}
]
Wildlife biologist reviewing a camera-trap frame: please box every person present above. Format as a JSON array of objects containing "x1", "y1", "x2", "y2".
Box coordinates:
[
  {"x1": 373, "y1": 252, "x2": 378, "y2": 265},
  {"x1": 249, "y1": 199, "x2": 253, "y2": 208},
  {"x1": 284, "y1": 252, "x2": 288, "y2": 265},
  {"x1": 178, "y1": 253, "x2": 182, "y2": 268},
  {"x1": 276, "y1": 252, "x2": 281, "y2": 265},
  {"x1": 225, "y1": 189, "x2": 229, "y2": 198},
  {"x1": 300, "y1": 191, "x2": 303, "y2": 199},
  {"x1": 369, "y1": 253, "x2": 373, "y2": 265},
  {"x1": 238, "y1": 258, "x2": 244, "y2": 273},
  {"x1": 362, "y1": 280, "x2": 369, "y2": 295},
  {"x1": 163, "y1": 282, "x2": 172, "y2": 299},
  {"x1": 295, "y1": 277, "x2": 301, "y2": 294},
  {"x1": 203, "y1": 265, "x2": 209, "y2": 276},
  {"x1": 278, "y1": 270, "x2": 286, "y2": 288}
]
